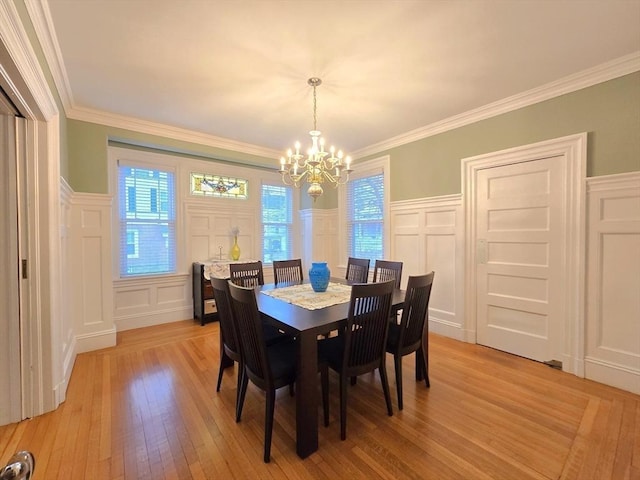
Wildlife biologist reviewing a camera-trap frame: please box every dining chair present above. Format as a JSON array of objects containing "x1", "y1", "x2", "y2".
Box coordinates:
[
  {"x1": 318, "y1": 280, "x2": 395, "y2": 440},
  {"x1": 229, "y1": 260, "x2": 264, "y2": 288},
  {"x1": 373, "y1": 260, "x2": 403, "y2": 289},
  {"x1": 228, "y1": 282, "x2": 298, "y2": 463},
  {"x1": 385, "y1": 272, "x2": 435, "y2": 410},
  {"x1": 210, "y1": 277, "x2": 244, "y2": 420},
  {"x1": 273, "y1": 259, "x2": 304, "y2": 285},
  {"x1": 345, "y1": 257, "x2": 370, "y2": 283}
]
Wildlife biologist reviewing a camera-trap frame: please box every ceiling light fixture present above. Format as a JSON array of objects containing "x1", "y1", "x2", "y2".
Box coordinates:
[{"x1": 279, "y1": 77, "x2": 352, "y2": 201}]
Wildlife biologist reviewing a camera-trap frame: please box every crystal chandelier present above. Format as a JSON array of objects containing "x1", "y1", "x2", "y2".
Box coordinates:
[{"x1": 279, "y1": 78, "x2": 352, "y2": 201}]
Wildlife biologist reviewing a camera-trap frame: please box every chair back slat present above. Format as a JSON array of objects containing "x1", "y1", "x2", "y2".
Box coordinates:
[
  {"x1": 229, "y1": 261, "x2": 264, "y2": 288},
  {"x1": 343, "y1": 280, "x2": 394, "y2": 375},
  {"x1": 345, "y1": 257, "x2": 370, "y2": 283},
  {"x1": 273, "y1": 259, "x2": 304, "y2": 285},
  {"x1": 397, "y1": 272, "x2": 435, "y2": 353},
  {"x1": 373, "y1": 260, "x2": 403, "y2": 289},
  {"x1": 228, "y1": 282, "x2": 271, "y2": 386},
  {"x1": 210, "y1": 277, "x2": 239, "y2": 355}
]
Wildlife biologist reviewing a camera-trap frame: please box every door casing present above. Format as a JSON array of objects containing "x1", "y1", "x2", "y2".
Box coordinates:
[{"x1": 462, "y1": 133, "x2": 587, "y2": 376}]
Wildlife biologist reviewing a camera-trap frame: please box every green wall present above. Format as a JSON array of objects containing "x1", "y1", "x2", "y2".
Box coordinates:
[
  {"x1": 359, "y1": 72, "x2": 640, "y2": 201},
  {"x1": 67, "y1": 72, "x2": 639, "y2": 200},
  {"x1": 67, "y1": 121, "x2": 278, "y2": 193}
]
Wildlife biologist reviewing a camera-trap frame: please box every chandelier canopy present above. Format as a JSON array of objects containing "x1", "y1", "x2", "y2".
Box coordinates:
[{"x1": 279, "y1": 77, "x2": 352, "y2": 201}]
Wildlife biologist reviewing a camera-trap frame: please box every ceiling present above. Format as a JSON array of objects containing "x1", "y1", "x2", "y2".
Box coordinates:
[{"x1": 41, "y1": 0, "x2": 640, "y2": 158}]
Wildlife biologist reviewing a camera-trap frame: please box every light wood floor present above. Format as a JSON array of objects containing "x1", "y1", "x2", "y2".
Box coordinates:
[{"x1": 1, "y1": 320, "x2": 638, "y2": 479}]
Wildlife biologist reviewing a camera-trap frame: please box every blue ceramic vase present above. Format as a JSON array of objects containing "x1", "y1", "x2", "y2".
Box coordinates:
[{"x1": 309, "y1": 262, "x2": 330, "y2": 292}]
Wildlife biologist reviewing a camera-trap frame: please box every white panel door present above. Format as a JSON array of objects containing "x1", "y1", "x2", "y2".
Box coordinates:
[
  {"x1": 0, "y1": 100, "x2": 21, "y2": 425},
  {"x1": 476, "y1": 157, "x2": 564, "y2": 362}
]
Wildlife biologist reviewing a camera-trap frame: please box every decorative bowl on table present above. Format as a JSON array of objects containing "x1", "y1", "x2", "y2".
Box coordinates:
[{"x1": 309, "y1": 262, "x2": 330, "y2": 292}]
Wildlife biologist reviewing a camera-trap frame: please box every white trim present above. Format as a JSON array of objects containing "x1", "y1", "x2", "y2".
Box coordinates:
[
  {"x1": 338, "y1": 155, "x2": 391, "y2": 266},
  {"x1": 74, "y1": 327, "x2": 117, "y2": 353},
  {"x1": 353, "y1": 53, "x2": 640, "y2": 159},
  {"x1": 587, "y1": 171, "x2": 640, "y2": 191},
  {"x1": 462, "y1": 133, "x2": 587, "y2": 376},
  {"x1": 584, "y1": 357, "x2": 640, "y2": 395}
]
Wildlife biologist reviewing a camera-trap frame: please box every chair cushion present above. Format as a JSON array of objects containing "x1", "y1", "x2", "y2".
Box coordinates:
[
  {"x1": 386, "y1": 322, "x2": 400, "y2": 351},
  {"x1": 266, "y1": 339, "x2": 297, "y2": 381},
  {"x1": 318, "y1": 335, "x2": 346, "y2": 371}
]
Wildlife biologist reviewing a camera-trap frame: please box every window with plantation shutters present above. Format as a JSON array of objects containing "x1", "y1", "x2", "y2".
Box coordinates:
[
  {"x1": 347, "y1": 173, "x2": 384, "y2": 263},
  {"x1": 262, "y1": 184, "x2": 293, "y2": 264},
  {"x1": 118, "y1": 165, "x2": 176, "y2": 277}
]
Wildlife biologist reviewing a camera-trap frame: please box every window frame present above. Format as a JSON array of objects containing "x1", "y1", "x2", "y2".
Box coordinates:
[
  {"x1": 261, "y1": 182, "x2": 294, "y2": 265},
  {"x1": 338, "y1": 155, "x2": 391, "y2": 269}
]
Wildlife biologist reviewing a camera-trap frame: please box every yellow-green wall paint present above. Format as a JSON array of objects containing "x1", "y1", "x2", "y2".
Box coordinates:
[{"x1": 67, "y1": 72, "x2": 639, "y2": 200}]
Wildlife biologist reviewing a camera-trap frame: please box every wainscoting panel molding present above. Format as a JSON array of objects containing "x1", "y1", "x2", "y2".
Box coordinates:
[
  {"x1": 69, "y1": 192, "x2": 116, "y2": 353},
  {"x1": 585, "y1": 172, "x2": 640, "y2": 394},
  {"x1": 390, "y1": 195, "x2": 465, "y2": 340}
]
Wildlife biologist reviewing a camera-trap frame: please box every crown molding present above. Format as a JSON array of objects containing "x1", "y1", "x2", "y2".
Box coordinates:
[
  {"x1": 68, "y1": 105, "x2": 281, "y2": 159},
  {"x1": 0, "y1": 0, "x2": 57, "y2": 119},
  {"x1": 25, "y1": 0, "x2": 73, "y2": 113},
  {"x1": 353, "y1": 52, "x2": 640, "y2": 159},
  {"x1": 21, "y1": 1, "x2": 640, "y2": 161}
]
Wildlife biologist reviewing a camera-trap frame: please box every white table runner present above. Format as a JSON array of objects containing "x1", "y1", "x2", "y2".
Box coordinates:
[{"x1": 261, "y1": 282, "x2": 352, "y2": 310}]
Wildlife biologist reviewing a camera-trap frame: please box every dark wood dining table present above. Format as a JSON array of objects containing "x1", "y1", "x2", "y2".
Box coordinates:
[{"x1": 255, "y1": 278, "x2": 406, "y2": 459}]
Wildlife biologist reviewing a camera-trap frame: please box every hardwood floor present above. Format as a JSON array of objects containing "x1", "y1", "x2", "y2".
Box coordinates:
[{"x1": 1, "y1": 320, "x2": 638, "y2": 479}]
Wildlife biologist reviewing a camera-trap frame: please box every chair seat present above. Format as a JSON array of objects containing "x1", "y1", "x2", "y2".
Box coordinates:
[
  {"x1": 266, "y1": 339, "x2": 297, "y2": 384},
  {"x1": 318, "y1": 335, "x2": 345, "y2": 370}
]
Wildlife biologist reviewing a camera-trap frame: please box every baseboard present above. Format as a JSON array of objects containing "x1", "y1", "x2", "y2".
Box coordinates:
[
  {"x1": 115, "y1": 307, "x2": 194, "y2": 332},
  {"x1": 75, "y1": 327, "x2": 117, "y2": 354},
  {"x1": 585, "y1": 356, "x2": 640, "y2": 395},
  {"x1": 429, "y1": 317, "x2": 465, "y2": 341}
]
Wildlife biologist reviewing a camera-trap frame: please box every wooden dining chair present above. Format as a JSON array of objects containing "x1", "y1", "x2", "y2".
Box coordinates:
[
  {"x1": 318, "y1": 280, "x2": 395, "y2": 440},
  {"x1": 210, "y1": 277, "x2": 244, "y2": 420},
  {"x1": 229, "y1": 260, "x2": 264, "y2": 288},
  {"x1": 345, "y1": 257, "x2": 370, "y2": 283},
  {"x1": 273, "y1": 259, "x2": 304, "y2": 285},
  {"x1": 385, "y1": 272, "x2": 435, "y2": 410},
  {"x1": 228, "y1": 282, "x2": 297, "y2": 463},
  {"x1": 373, "y1": 260, "x2": 403, "y2": 289}
]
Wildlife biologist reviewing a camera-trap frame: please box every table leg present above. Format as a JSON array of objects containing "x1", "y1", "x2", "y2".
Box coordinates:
[{"x1": 295, "y1": 331, "x2": 318, "y2": 458}]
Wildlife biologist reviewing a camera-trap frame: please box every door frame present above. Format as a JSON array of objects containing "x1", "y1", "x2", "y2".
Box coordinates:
[
  {"x1": 1, "y1": 1, "x2": 62, "y2": 417},
  {"x1": 462, "y1": 133, "x2": 587, "y2": 376}
]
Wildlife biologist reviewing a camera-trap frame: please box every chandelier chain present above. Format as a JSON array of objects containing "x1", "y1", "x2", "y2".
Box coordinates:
[{"x1": 312, "y1": 84, "x2": 317, "y2": 131}]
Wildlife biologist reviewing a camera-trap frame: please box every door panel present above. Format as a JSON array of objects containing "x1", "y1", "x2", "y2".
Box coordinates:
[
  {"x1": 0, "y1": 97, "x2": 21, "y2": 425},
  {"x1": 476, "y1": 157, "x2": 564, "y2": 362}
]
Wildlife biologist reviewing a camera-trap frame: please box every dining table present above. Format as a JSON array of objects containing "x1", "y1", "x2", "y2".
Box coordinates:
[{"x1": 254, "y1": 278, "x2": 406, "y2": 459}]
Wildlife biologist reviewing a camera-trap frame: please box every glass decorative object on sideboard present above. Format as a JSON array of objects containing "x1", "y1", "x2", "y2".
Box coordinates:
[
  {"x1": 230, "y1": 226, "x2": 241, "y2": 260},
  {"x1": 309, "y1": 262, "x2": 330, "y2": 292}
]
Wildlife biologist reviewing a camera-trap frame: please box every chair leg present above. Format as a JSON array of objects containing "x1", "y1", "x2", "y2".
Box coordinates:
[
  {"x1": 235, "y1": 361, "x2": 244, "y2": 421},
  {"x1": 264, "y1": 389, "x2": 276, "y2": 463},
  {"x1": 418, "y1": 347, "x2": 430, "y2": 388},
  {"x1": 379, "y1": 363, "x2": 393, "y2": 417},
  {"x1": 216, "y1": 364, "x2": 225, "y2": 393},
  {"x1": 340, "y1": 375, "x2": 349, "y2": 440},
  {"x1": 321, "y1": 365, "x2": 329, "y2": 427},
  {"x1": 236, "y1": 369, "x2": 249, "y2": 423},
  {"x1": 394, "y1": 354, "x2": 404, "y2": 410}
]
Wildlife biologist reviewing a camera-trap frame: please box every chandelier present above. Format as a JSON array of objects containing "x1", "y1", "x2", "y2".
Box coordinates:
[{"x1": 279, "y1": 77, "x2": 352, "y2": 201}]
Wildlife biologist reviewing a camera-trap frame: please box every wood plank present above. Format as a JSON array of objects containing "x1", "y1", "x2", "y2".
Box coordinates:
[{"x1": 0, "y1": 319, "x2": 638, "y2": 479}]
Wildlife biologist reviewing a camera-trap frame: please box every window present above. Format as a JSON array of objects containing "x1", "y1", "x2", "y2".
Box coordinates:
[
  {"x1": 190, "y1": 172, "x2": 248, "y2": 199},
  {"x1": 262, "y1": 184, "x2": 292, "y2": 264},
  {"x1": 347, "y1": 173, "x2": 384, "y2": 263},
  {"x1": 118, "y1": 165, "x2": 176, "y2": 276}
]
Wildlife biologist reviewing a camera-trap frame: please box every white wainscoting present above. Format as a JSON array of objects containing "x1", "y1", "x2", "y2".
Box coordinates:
[
  {"x1": 113, "y1": 274, "x2": 192, "y2": 331},
  {"x1": 68, "y1": 191, "x2": 116, "y2": 352},
  {"x1": 299, "y1": 209, "x2": 338, "y2": 276},
  {"x1": 390, "y1": 195, "x2": 466, "y2": 340},
  {"x1": 59, "y1": 179, "x2": 75, "y2": 400},
  {"x1": 585, "y1": 172, "x2": 640, "y2": 394}
]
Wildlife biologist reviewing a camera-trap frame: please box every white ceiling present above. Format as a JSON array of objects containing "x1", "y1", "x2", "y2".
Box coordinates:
[{"x1": 41, "y1": 0, "x2": 640, "y2": 158}]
